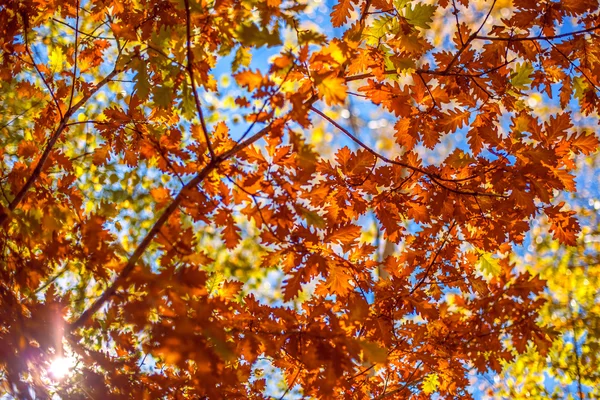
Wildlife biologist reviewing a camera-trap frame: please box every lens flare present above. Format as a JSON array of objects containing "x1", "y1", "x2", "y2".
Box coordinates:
[{"x1": 49, "y1": 356, "x2": 74, "y2": 379}]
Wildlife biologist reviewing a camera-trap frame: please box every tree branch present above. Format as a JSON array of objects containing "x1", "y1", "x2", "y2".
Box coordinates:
[
  {"x1": 68, "y1": 158, "x2": 216, "y2": 331},
  {"x1": 184, "y1": 0, "x2": 214, "y2": 159},
  {"x1": 476, "y1": 24, "x2": 600, "y2": 42},
  {"x1": 67, "y1": 0, "x2": 80, "y2": 111},
  {"x1": 0, "y1": 61, "x2": 132, "y2": 228},
  {"x1": 68, "y1": 96, "x2": 318, "y2": 332},
  {"x1": 309, "y1": 106, "x2": 505, "y2": 198},
  {"x1": 444, "y1": 0, "x2": 496, "y2": 73},
  {"x1": 345, "y1": 58, "x2": 516, "y2": 82}
]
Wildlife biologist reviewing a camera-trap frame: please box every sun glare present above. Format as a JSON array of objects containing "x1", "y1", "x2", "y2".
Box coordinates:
[{"x1": 49, "y1": 356, "x2": 75, "y2": 380}]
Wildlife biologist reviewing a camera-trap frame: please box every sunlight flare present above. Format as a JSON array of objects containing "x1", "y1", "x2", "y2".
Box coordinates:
[{"x1": 49, "y1": 356, "x2": 75, "y2": 380}]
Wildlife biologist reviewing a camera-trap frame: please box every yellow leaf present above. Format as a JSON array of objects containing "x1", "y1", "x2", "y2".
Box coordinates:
[
  {"x1": 48, "y1": 46, "x2": 65, "y2": 71},
  {"x1": 477, "y1": 252, "x2": 502, "y2": 278},
  {"x1": 318, "y1": 75, "x2": 347, "y2": 106},
  {"x1": 422, "y1": 373, "x2": 440, "y2": 394}
]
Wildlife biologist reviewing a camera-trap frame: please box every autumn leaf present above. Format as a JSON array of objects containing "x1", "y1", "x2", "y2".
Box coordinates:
[
  {"x1": 546, "y1": 203, "x2": 580, "y2": 246},
  {"x1": 511, "y1": 62, "x2": 534, "y2": 90},
  {"x1": 358, "y1": 340, "x2": 387, "y2": 364},
  {"x1": 150, "y1": 187, "x2": 171, "y2": 207},
  {"x1": 545, "y1": 112, "x2": 572, "y2": 141},
  {"x1": 317, "y1": 74, "x2": 347, "y2": 106},
  {"x1": 326, "y1": 261, "x2": 353, "y2": 296},
  {"x1": 282, "y1": 269, "x2": 305, "y2": 301},
  {"x1": 423, "y1": 373, "x2": 440, "y2": 395},
  {"x1": 571, "y1": 131, "x2": 599, "y2": 155},
  {"x1": 48, "y1": 46, "x2": 65, "y2": 71},
  {"x1": 439, "y1": 109, "x2": 470, "y2": 133},
  {"x1": 219, "y1": 280, "x2": 244, "y2": 299},
  {"x1": 215, "y1": 208, "x2": 242, "y2": 249},
  {"x1": 477, "y1": 252, "x2": 502, "y2": 278},
  {"x1": 561, "y1": 0, "x2": 597, "y2": 15},
  {"x1": 331, "y1": 0, "x2": 356, "y2": 27},
  {"x1": 326, "y1": 224, "x2": 361, "y2": 248},
  {"x1": 234, "y1": 69, "x2": 264, "y2": 91},
  {"x1": 404, "y1": 3, "x2": 437, "y2": 29}
]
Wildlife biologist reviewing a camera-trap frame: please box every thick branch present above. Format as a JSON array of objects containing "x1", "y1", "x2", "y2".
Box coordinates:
[
  {"x1": 0, "y1": 63, "x2": 130, "y2": 228},
  {"x1": 68, "y1": 160, "x2": 215, "y2": 331},
  {"x1": 68, "y1": 96, "x2": 318, "y2": 332}
]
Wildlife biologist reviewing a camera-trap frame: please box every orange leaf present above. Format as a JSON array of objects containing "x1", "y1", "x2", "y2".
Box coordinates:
[
  {"x1": 326, "y1": 261, "x2": 353, "y2": 296},
  {"x1": 282, "y1": 269, "x2": 305, "y2": 302},
  {"x1": 150, "y1": 187, "x2": 171, "y2": 207},
  {"x1": 571, "y1": 131, "x2": 599, "y2": 155},
  {"x1": 326, "y1": 224, "x2": 361, "y2": 248},
  {"x1": 438, "y1": 109, "x2": 470, "y2": 133},
  {"x1": 234, "y1": 69, "x2": 263, "y2": 91},
  {"x1": 331, "y1": 0, "x2": 355, "y2": 27}
]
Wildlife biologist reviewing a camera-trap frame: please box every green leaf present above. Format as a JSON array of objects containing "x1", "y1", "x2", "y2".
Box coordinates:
[
  {"x1": 404, "y1": 3, "x2": 437, "y2": 29},
  {"x1": 297, "y1": 30, "x2": 327, "y2": 45},
  {"x1": 390, "y1": 56, "x2": 416, "y2": 72},
  {"x1": 573, "y1": 76, "x2": 588, "y2": 99},
  {"x1": 134, "y1": 61, "x2": 150, "y2": 100},
  {"x1": 180, "y1": 82, "x2": 196, "y2": 119},
  {"x1": 236, "y1": 22, "x2": 282, "y2": 48},
  {"x1": 364, "y1": 16, "x2": 396, "y2": 46},
  {"x1": 511, "y1": 62, "x2": 534, "y2": 90},
  {"x1": 393, "y1": 0, "x2": 411, "y2": 9},
  {"x1": 152, "y1": 83, "x2": 173, "y2": 109},
  {"x1": 150, "y1": 25, "x2": 172, "y2": 48},
  {"x1": 232, "y1": 46, "x2": 252, "y2": 73}
]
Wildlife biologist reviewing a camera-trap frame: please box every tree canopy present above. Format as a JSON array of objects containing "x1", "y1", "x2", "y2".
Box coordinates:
[
  {"x1": 483, "y1": 152, "x2": 600, "y2": 400},
  {"x1": 0, "y1": 0, "x2": 599, "y2": 398}
]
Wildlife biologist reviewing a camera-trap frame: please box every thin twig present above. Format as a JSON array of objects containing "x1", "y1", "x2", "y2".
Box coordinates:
[
  {"x1": 278, "y1": 368, "x2": 301, "y2": 400},
  {"x1": 345, "y1": 58, "x2": 516, "y2": 82},
  {"x1": 546, "y1": 39, "x2": 600, "y2": 91},
  {"x1": 476, "y1": 24, "x2": 600, "y2": 42},
  {"x1": 309, "y1": 106, "x2": 504, "y2": 197},
  {"x1": 445, "y1": 0, "x2": 497, "y2": 72},
  {"x1": 183, "y1": 0, "x2": 214, "y2": 158},
  {"x1": 23, "y1": 21, "x2": 63, "y2": 120},
  {"x1": 68, "y1": 0, "x2": 80, "y2": 111}
]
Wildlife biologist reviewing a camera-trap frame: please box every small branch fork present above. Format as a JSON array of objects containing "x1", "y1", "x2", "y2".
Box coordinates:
[{"x1": 444, "y1": 0, "x2": 497, "y2": 73}]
